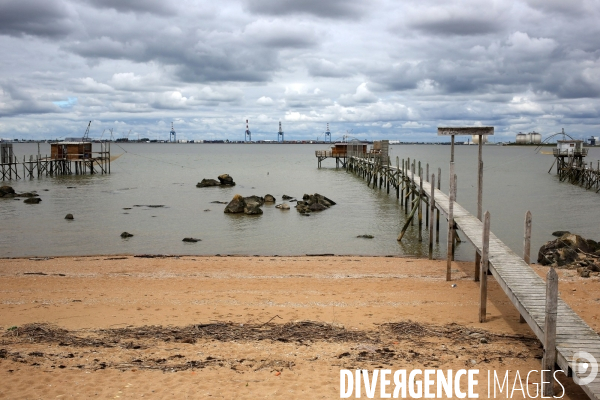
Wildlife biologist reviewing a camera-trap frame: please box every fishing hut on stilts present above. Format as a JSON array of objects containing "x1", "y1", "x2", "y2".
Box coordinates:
[{"x1": 1, "y1": 122, "x2": 112, "y2": 181}]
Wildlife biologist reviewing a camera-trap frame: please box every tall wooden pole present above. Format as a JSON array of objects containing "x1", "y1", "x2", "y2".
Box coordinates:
[
  {"x1": 479, "y1": 211, "x2": 491, "y2": 323},
  {"x1": 475, "y1": 136, "x2": 483, "y2": 281},
  {"x1": 542, "y1": 268, "x2": 558, "y2": 397},
  {"x1": 418, "y1": 167, "x2": 423, "y2": 242},
  {"x1": 452, "y1": 173, "x2": 457, "y2": 261},
  {"x1": 447, "y1": 163, "x2": 455, "y2": 281}
]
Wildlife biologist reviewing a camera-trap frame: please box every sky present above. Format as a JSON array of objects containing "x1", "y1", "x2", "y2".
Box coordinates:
[{"x1": 0, "y1": 0, "x2": 599, "y2": 142}]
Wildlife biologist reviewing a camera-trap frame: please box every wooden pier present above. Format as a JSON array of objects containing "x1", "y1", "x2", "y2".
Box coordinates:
[
  {"x1": 347, "y1": 153, "x2": 600, "y2": 399},
  {"x1": 0, "y1": 142, "x2": 111, "y2": 181}
]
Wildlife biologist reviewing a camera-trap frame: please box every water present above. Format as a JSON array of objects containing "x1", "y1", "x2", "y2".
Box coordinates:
[{"x1": 1, "y1": 143, "x2": 599, "y2": 259}]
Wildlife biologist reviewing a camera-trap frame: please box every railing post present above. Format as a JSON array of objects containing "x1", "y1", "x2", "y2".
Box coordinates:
[
  {"x1": 542, "y1": 268, "x2": 558, "y2": 397},
  {"x1": 479, "y1": 211, "x2": 490, "y2": 322},
  {"x1": 436, "y1": 168, "x2": 440, "y2": 243},
  {"x1": 429, "y1": 174, "x2": 435, "y2": 260}
]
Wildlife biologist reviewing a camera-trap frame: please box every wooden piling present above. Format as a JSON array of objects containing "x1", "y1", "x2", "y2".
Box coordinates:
[
  {"x1": 446, "y1": 162, "x2": 455, "y2": 281},
  {"x1": 479, "y1": 211, "x2": 491, "y2": 322},
  {"x1": 542, "y1": 267, "x2": 558, "y2": 397},
  {"x1": 429, "y1": 174, "x2": 435, "y2": 259},
  {"x1": 524, "y1": 210, "x2": 532, "y2": 264},
  {"x1": 436, "y1": 168, "x2": 440, "y2": 243},
  {"x1": 418, "y1": 167, "x2": 423, "y2": 242}
]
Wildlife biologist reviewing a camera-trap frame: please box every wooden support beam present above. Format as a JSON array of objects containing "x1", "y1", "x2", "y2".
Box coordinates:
[
  {"x1": 418, "y1": 167, "x2": 423, "y2": 242},
  {"x1": 479, "y1": 211, "x2": 491, "y2": 323},
  {"x1": 542, "y1": 267, "x2": 558, "y2": 397}
]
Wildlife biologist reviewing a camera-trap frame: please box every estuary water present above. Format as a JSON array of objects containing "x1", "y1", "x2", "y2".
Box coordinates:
[{"x1": 1, "y1": 143, "x2": 599, "y2": 260}]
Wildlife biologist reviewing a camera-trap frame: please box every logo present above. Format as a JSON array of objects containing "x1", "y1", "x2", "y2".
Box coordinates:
[{"x1": 571, "y1": 351, "x2": 598, "y2": 386}]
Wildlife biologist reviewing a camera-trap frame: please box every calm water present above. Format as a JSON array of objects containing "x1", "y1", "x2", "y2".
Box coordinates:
[{"x1": 1, "y1": 143, "x2": 599, "y2": 260}]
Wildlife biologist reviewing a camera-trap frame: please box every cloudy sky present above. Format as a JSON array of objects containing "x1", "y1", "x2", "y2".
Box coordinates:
[{"x1": 0, "y1": 0, "x2": 599, "y2": 142}]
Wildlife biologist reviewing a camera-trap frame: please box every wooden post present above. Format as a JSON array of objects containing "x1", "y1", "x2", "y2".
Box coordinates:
[
  {"x1": 425, "y1": 164, "x2": 429, "y2": 227},
  {"x1": 446, "y1": 162, "x2": 455, "y2": 281},
  {"x1": 452, "y1": 173, "x2": 457, "y2": 261},
  {"x1": 479, "y1": 211, "x2": 490, "y2": 322},
  {"x1": 475, "y1": 139, "x2": 483, "y2": 282},
  {"x1": 396, "y1": 157, "x2": 400, "y2": 200},
  {"x1": 542, "y1": 268, "x2": 558, "y2": 397},
  {"x1": 418, "y1": 167, "x2": 423, "y2": 242},
  {"x1": 429, "y1": 174, "x2": 435, "y2": 260},
  {"x1": 524, "y1": 210, "x2": 532, "y2": 264},
  {"x1": 436, "y1": 168, "x2": 440, "y2": 243}
]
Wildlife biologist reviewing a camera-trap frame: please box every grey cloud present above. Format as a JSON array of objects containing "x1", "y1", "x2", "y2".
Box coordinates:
[
  {"x1": 0, "y1": 83, "x2": 59, "y2": 117},
  {"x1": 0, "y1": 0, "x2": 75, "y2": 38},
  {"x1": 77, "y1": 0, "x2": 176, "y2": 15},
  {"x1": 244, "y1": 0, "x2": 369, "y2": 19},
  {"x1": 409, "y1": 17, "x2": 502, "y2": 36}
]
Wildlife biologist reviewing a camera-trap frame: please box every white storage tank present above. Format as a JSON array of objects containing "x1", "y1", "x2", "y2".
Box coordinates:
[
  {"x1": 530, "y1": 131, "x2": 542, "y2": 144},
  {"x1": 471, "y1": 135, "x2": 488, "y2": 144},
  {"x1": 516, "y1": 133, "x2": 527, "y2": 144}
]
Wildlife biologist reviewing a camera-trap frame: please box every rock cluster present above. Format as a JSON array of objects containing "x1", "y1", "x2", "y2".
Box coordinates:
[
  {"x1": 295, "y1": 193, "x2": 336, "y2": 214},
  {"x1": 224, "y1": 194, "x2": 265, "y2": 215},
  {"x1": 0, "y1": 185, "x2": 40, "y2": 200},
  {"x1": 538, "y1": 233, "x2": 600, "y2": 277},
  {"x1": 196, "y1": 174, "x2": 236, "y2": 187}
]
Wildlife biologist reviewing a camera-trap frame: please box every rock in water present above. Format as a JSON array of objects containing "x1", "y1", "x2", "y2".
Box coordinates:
[
  {"x1": 197, "y1": 179, "x2": 220, "y2": 187},
  {"x1": 0, "y1": 186, "x2": 16, "y2": 198},
  {"x1": 218, "y1": 174, "x2": 235, "y2": 186},
  {"x1": 275, "y1": 203, "x2": 290, "y2": 210},
  {"x1": 264, "y1": 194, "x2": 276, "y2": 203},
  {"x1": 224, "y1": 194, "x2": 246, "y2": 213},
  {"x1": 182, "y1": 237, "x2": 201, "y2": 242},
  {"x1": 121, "y1": 232, "x2": 133, "y2": 238},
  {"x1": 552, "y1": 230, "x2": 570, "y2": 237},
  {"x1": 282, "y1": 194, "x2": 293, "y2": 200},
  {"x1": 244, "y1": 195, "x2": 264, "y2": 206},
  {"x1": 65, "y1": 214, "x2": 74, "y2": 220},
  {"x1": 357, "y1": 235, "x2": 374, "y2": 239},
  {"x1": 244, "y1": 203, "x2": 263, "y2": 215},
  {"x1": 24, "y1": 198, "x2": 41, "y2": 204}
]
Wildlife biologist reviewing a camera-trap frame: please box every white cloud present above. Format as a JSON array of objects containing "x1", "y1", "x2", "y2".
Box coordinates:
[{"x1": 257, "y1": 96, "x2": 274, "y2": 105}]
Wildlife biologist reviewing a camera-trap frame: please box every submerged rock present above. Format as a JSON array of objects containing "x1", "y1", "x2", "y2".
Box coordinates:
[
  {"x1": 65, "y1": 214, "x2": 74, "y2": 220},
  {"x1": 357, "y1": 235, "x2": 374, "y2": 239},
  {"x1": 264, "y1": 194, "x2": 276, "y2": 203},
  {"x1": 24, "y1": 197, "x2": 41, "y2": 204},
  {"x1": 282, "y1": 194, "x2": 294, "y2": 200},
  {"x1": 120, "y1": 232, "x2": 133, "y2": 238},
  {"x1": 182, "y1": 237, "x2": 201, "y2": 243},
  {"x1": 552, "y1": 230, "x2": 570, "y2": 237},
  {"x1": 197, "y1": 179, "x2": 220, "y2": 187}
]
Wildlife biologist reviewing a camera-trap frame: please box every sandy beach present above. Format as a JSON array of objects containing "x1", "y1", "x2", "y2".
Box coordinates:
[{"x1": 1, "y1": 255, "x2": 599, "y2": 399}]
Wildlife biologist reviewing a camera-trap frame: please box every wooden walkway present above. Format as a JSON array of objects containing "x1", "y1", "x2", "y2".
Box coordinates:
[{"x1": 347, "y1": 155, "x2": 600, "y2": 399}]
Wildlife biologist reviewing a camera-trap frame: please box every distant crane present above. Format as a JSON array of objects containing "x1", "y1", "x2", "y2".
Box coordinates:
[
  {"x1": 245, "y1": 119, "x2": 251, "y2": 141},
  {"x1": 325, "y1": 123, "x2": 331, "y2": 143},
  {"x1": 83, "y1": 121, "x2": 91, "y2": 142},
  {"x1": 277, "y1": 121, "x2": 284, "y2": 142},
  {"x1": 170, "y1": 122, "x2": 176, "y2": 142}
]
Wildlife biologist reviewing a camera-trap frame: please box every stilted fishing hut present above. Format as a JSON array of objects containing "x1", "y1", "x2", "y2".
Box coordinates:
[
  {"x1": 552, "y1": 139, "x2": 600, "y2": 191},
  {"x1": 316, "y1": 140, "x2": 367, "y2": 168}
]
